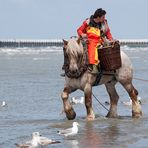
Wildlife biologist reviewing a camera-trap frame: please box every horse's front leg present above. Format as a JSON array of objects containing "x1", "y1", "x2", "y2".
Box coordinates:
[
  {"x1": 61, "y1": 87, "x2": 76, "y2": 120},
  {"x1": 84, "y1": 84, "x2": 95, "y2": 121}
]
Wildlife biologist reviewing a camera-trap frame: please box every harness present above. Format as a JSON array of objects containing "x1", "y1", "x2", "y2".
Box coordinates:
[{"x1": 93, "y1": 70, "x2": 103, "y2": 86}]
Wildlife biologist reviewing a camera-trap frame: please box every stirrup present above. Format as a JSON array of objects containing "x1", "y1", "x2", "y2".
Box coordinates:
[{"x1": 88, "y1": 64, "x2": 99, "y2": 74}]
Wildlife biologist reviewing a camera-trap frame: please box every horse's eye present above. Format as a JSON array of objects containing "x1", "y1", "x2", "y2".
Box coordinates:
[{"x1": 78, "y1": 54, "x2": 81, "y2": 59}]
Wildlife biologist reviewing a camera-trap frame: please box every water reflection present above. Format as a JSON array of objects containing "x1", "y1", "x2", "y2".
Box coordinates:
[
  {"x1": 65, "y1": 139, "x2": 79, "y2": 148},
  {"x1": 78, "y1": 120, "x2": 126, "y2": 148},
  {"x1": 102, "y1": 123, "x2": 120, "y2": 143},
  {"x1": 80, "y1": 122, "x2": 103, "y2": 148}
]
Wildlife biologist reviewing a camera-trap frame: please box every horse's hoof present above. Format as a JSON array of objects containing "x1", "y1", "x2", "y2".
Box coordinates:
[
  {"x1": 65, "y1": 109, "x2": 76, "y2": 120},
  {"x1": 132, "y1": 111, "x2": 142, "y2": 118},
  {"x1": 106, "y1": 112, "x2": 118, "y2": 118},
  {"x1": 86, "y1": 115, "x2": 95, "y2": 121}
]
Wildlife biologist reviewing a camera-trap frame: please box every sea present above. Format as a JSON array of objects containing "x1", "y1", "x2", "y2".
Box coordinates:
[{"x1": 0, "y1": 45, "x2": 148, "y2": 148}]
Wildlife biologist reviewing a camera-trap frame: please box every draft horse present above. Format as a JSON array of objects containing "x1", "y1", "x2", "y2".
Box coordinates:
[{"x1": 61, "y1": 37, "x2": 142, "y2": 120}]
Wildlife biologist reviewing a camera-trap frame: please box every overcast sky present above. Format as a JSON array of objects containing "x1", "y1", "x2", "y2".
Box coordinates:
[{"x1": 0, "y1": 0, "x2": 148, "y2": 39}]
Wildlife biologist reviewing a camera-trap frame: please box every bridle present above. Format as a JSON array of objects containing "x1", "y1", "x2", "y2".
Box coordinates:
[{"x1": 63, "y1": 45, "x2": 88, "y2": 78}]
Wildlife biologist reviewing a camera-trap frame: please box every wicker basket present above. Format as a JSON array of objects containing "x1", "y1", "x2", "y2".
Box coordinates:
[{"x1": 98, "y1": 42, "x2": 121, "y2": 71}]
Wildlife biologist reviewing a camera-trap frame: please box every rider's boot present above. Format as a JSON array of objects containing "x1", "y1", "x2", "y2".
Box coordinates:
[{"x1": 88, "y1": 64, "x2": 99, "y2": 74}]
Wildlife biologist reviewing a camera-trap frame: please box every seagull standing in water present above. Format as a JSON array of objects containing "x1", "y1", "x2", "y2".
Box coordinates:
[
  {"x1": 122, "y1": 96, "x2": 141, "y2": 106},
  {"x1": 38, "y1": 135, "x2": 60, "y2": 146},
  {"x1": 60, "y1": 97, "x2": 84, "y2": 115},
  {"x1": 15, "y1": 132, "x2": 60, "y2": 148},
  {"x1": 1, "y1": 101, "x2": 7, "y2": 107},
  {"x1": 71, "y1": 97, "x2": 84, "y2": 105},
  {"x1": 57, "y1": 122, "x2": 79, "y2": 137},
  {"x1": 15, "y1": 132, "x2": 40, "y2": 148}
]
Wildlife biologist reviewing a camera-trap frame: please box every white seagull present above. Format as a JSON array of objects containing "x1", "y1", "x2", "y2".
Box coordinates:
[
  {"x1": 15, "y1": 132, "x2": 41, "y2": 148},
  {"x1": 60, "y1": 97, "x2": 84, "y2": 114},
  {"x1": 71, "y1": 97, "x2": 84, "y2": 105},
  {"x1": 38, "y1": 135, "x2": 60, "y2": 146},
  {"x1": 1, "y1": 101, "x2": 7, "y2": 107},
  {"x1": 15, "y1": 132, "x2": 60, "y2": 148},
  {"x1": 57, "y1": 122, "x2": 79, "y2": 137},
  {"x1": 122, "y1": 96, "x2": 141, "y2": 106}
]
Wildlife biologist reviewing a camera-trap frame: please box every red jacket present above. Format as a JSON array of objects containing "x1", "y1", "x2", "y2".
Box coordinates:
[
  {"x1": 77, "y1": 18, "x2": 113, "y2": 41},
  {"x1": 77, "y1": 18, "x2": 113, "y2": 65}
]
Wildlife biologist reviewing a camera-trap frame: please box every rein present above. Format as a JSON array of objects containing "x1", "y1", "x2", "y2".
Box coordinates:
[{"x1": 133, "y1": 77, "x2": 148, "y2": 82}]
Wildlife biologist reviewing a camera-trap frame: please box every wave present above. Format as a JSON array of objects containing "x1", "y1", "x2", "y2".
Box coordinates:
[
  {"x1": 0, "y1": 45, "x2": 148, "y2": 55},
  {"x1": 121, "y1": 45, "x2": 148, "y2": 51},
  {"x1": 0, "y1": 46, "x2": 63, "y2": 55}
]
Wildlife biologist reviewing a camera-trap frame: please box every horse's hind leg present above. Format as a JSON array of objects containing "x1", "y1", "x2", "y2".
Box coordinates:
[
  {"x1": 84, "y1": 84, "x2": 95, "y2": 120},
  {"x1": 105, "y1": 80, "x2": 119, "y2": 118},
  {"x1": 61, "y1": 87, "x2": 76, "y2": 120},
  {"x1": 120, "y1": 82, "x2": 142, "y2": 118}
]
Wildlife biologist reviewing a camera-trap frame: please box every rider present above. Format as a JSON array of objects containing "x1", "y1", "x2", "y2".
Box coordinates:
[{"x1": 77, "y1": 8, "x2": 113, "y2": 74}]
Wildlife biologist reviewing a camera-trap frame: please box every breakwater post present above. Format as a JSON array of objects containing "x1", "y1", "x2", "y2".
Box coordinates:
[
  {"x1": 0, "y1": 39, "x2": 63, "y2": 48},
  {"x1": 119, "y1": 39, "x2": 148, "y2": 47},
  {"x1": 0, "y1": 39, "x2": 148, "y2": 48}
]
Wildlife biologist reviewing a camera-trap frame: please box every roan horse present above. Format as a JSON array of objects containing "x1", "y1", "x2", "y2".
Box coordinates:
[{"x1": 61, "y1": 37, "x2": 142, "y2": 120}]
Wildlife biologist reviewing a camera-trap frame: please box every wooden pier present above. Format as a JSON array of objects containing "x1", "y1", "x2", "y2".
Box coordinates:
[
  {"x1": 0, "y1": 39, "x2": 63, "y2": 48},
  {"x1": 119, "y1": 39, "x2": 148, "y2": 47},
  {"x1": 0, "y1": 39, "x2": 148, "y2": 48}
]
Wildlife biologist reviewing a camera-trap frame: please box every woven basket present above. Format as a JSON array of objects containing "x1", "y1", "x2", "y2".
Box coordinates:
[{"x1": 98, "y1": 43, "x2": 121, "y2": 71}]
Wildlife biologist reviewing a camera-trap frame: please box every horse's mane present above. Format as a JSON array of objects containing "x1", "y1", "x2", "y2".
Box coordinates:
[{"x1": 66, "y1": 38, "x2": 83, "y2": 59}]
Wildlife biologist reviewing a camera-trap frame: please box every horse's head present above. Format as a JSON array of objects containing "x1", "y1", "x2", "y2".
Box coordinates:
[{"x1": 63, "y1": 37, "x2": 85, "y2": 77}]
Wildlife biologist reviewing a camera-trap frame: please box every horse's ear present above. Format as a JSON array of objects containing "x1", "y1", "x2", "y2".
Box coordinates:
[
  {"x1": 77, "y1": 37, "x2": 81, "y2": 44},
  {"x1": 63, "y1": 39, "x2": 68, "y2": 46}
]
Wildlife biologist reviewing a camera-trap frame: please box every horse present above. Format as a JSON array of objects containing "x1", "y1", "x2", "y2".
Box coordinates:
[{"x1": 61, "y1": 37, "x2": 142, "y2": 120}]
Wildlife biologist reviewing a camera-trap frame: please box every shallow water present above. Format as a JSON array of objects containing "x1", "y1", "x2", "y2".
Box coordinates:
[{"x1": 0, "y1": 46, "x2": 148, "y2": 148}]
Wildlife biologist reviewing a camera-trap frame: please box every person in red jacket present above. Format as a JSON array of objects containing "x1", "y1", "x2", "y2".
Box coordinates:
[{"x1": 77, "y1": 8, "x2": 113, "y2": 74}]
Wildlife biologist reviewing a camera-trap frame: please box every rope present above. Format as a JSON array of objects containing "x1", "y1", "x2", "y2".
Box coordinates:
[
  {"x1": 92, "y1": 76, "x2": 148, "y2": 113},
  {"x1": 92, "y1": 93, "x2": 109, "y2": 112},
  {"x1": 133, "y1": 77, "x2": 148, "y2": 82}
]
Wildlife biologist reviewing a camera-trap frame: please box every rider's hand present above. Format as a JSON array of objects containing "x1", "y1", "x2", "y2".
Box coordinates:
[
  {"x1": 112, "y1": 39, "x2": 119, "y2": 44},
  {"x1": 81, "y1": 33, "x2": 87, "y2": 39}
]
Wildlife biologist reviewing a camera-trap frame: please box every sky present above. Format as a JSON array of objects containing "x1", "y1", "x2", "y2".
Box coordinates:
[{"x1": 0, "y1": 0, "x2": 148, "y2": 40}]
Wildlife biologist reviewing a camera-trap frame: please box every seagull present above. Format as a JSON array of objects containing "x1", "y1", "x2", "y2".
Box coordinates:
[
  {"x1": 122, "y1": 99, "x2": 132, "y2": 106},
  {"x1": 15, "y1": 132, "x2": 60, "y2": 148},
  {"x1": 15, "y1": 132, "x2": 41, "y2": 148},
  {"x1": 57, "y1": 122, "x2": 79, "y2": 137},
  {"x1": 38, "y1": 135, "x2": 60, "y2": 146},
  {"x1": 71, "y1": 97, "x2": 84, "y2": 105},
  {"x1": 122, "y1": 96, "x2": 141, "y2": 106},
  {"x1": 60, "y1": 97, "x2": 84, "y2": 115},
  {"x1": 1, "y1": 101, "x2": 7, "y2": 107}
]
